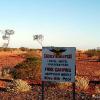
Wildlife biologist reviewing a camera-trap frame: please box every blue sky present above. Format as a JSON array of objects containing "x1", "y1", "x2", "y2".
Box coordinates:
[{"x1": 0, "y1": 0, "x2": 100, "y2": 49}]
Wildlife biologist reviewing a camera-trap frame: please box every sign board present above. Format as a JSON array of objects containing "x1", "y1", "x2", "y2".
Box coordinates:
[{"x1": 42, "y1": 47, "x2": 76, "y2": 82}]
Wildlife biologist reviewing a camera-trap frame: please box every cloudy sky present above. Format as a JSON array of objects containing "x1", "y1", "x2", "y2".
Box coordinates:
[{"x1": 0, "y1": 0, "x2": 100, "y2": 49}]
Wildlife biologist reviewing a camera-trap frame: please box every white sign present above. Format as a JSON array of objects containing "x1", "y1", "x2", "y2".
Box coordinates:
[{"x1": 42, "y1": 47, "x2": 76, "y2": 82}]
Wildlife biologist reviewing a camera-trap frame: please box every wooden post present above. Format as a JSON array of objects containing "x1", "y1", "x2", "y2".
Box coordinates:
[{"x1": 42, "y1": 81, "x2": 44, "y2": 100}]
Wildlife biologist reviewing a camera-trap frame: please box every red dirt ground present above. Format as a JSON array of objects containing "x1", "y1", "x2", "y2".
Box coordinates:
[
  {"x1": 0, "y1": 51, "x2": 25, "y2": 68},
  {"x1": 76, "y1": 61, "x2": 100, "y2": 80}
]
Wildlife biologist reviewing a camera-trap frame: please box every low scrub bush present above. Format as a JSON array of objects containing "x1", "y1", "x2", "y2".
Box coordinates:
[
  {"x1": 11, "y1": 56, "x2": 41, "y2": 81},
  {"x1": 7, "y1": 79, "x2": 31, "y2": 92},
  {"x1": 95, "y1": 86, "x2": 100, "y2": 93},
  {"x1": 76, "y1": 76, "x2": 89, "y2": 91}
]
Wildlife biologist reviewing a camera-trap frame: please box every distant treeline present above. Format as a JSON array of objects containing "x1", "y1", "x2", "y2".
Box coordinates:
[
  {"x1": 85, "y1": 49, "x2": 100, "y2": 57},
  {"x1": 0, "y1": 47, "x2": 35, "y2": 51}
]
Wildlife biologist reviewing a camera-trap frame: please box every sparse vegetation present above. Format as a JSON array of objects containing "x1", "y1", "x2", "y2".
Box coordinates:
[
  {"x1": 85, "y1": 49, "x2": 100, "y2": 58},
  {"x1": 19, "y1": 47, "x2": 29, "y2": 51},
  {"x1": 95, "y1": 86, "x2": 100, "y2": 94},
  {"x1": 11, "y1": 52, "x2": 41, "y2": 82},
  {"x1": 76, "y1": 76, "x2": 89, "y2": 91},
  {"x1": 0, "y1": 49, "x2": 100, "y2": 100},
  {"x1": 7, "y1": 79, "x2": 31, "y2": 92}
]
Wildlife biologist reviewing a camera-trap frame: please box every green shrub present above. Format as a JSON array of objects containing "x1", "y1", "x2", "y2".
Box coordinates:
[{"x1": 11, "y1": 56, "x2": 41, "y2": 80}]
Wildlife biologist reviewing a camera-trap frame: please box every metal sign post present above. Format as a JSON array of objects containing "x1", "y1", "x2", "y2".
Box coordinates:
[
  {"x1": 42, "y1": 81, "x2": 44, "y2": 100},
  {"x1": 72, "y1": 65, "x2": 76, "y2": 100},
  {"x1": 72, "y1": 82, "x2": 76, "y2": 100}
]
